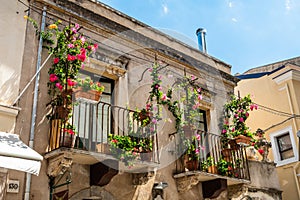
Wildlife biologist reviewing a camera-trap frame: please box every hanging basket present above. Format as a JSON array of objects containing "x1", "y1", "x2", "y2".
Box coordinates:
[{"x1": 74, "y1": 87, "x2": 102, "y2": 101}]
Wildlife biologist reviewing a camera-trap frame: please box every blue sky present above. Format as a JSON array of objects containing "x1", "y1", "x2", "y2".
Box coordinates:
[{"x1": 99, "y1": 0, "x2": 300, "y2": 74}]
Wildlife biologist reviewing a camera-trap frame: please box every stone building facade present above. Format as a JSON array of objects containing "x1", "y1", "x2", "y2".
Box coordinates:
[{"x1": 1, "y1": 0, "x2": 282, "y2": 199}]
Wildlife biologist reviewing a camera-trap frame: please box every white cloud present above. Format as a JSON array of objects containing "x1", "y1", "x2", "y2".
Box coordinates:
[
  {"x1": 229, "y1": 1, "x2": 233, "y2": 8},
  {"x1": 285, "y1": 0, "x2": 291, "y2": 11},
  {"x1": 162, "y1": 4, "x2": 169, "y2": 14},
  {"x1": 231, "y1": 18, "x2": 238, "y2": 22}
]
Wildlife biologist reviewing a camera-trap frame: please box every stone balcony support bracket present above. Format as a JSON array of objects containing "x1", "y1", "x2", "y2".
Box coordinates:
[
  {"x1": 47, "y1": 152, "x2": 73, "y2": 177},
  {"x1": 175, "y1": 175, "x2": 201, "y2": 193},
  {"x1": 132, "y1": 171, "x2": 155, "y2": 185}
]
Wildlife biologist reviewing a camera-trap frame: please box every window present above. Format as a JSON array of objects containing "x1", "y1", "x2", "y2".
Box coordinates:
[
  {"x1": 270, "y1": 126, "x2": 298, "y2": 166},
  {"x1": 197, "y1": 110, "x2": 207, "y2": 132},
  {"x1": 73, "y1": 70, "x2": 115, "y2": 151},
  {"x1": 277, "y1": 133, "x2": 294, "y2": 160}
]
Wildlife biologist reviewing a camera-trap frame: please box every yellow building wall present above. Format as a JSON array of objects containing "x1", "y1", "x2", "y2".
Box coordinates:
[{"x1": 235, "y1": 69, "x2": 300, "y2": 200}]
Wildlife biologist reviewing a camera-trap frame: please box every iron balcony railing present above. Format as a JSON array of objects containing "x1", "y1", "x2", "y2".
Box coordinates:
[
  {"x1": 175, "y1": 129, "x2": 250, "y2": 181},
  {"x1": 48, "y1": 99, "x2": 159, "y2": 164}
]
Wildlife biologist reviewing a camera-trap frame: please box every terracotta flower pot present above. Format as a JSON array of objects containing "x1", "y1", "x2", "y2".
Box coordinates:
[
  {"x1": 208, "y1": 166, "x2": 218, "y2": 174},
  {"x1": 186, "y1": 160, "x2": 199, "y2": 171},
  {"x1": 235, "y1": 135, "x2": 252, "y2": 145},
  {"x1": 74, "y1": 87, "x2": 102, "y2": 101}
]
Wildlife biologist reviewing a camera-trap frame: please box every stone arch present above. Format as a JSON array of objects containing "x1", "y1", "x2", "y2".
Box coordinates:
[{"x1": 69, "y1": 186, "x2": 115, "y2": 200}]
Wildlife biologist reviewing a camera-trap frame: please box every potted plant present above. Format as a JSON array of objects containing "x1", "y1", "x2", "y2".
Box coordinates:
[
  {"x1": 109, "y1": 134, "x2": 140, "y2": 166},
  {"x1": 60, "y1": 123, "x2": 77, "y2": 147},
  {"x1": 206, "y1": 156, "x2": 218, "y2": 174},
  {"x1": 217, "y1": 158, "x2": 228, "y2": 176},
  {"x1": 184, "y1": 133, "x2": 201, "y2": 171},
  {"x1": 222, "y1": 95, "x2": 258, "y2": 145},
  {"x1": 74, "y1": 77, "x2": 104, "y2": 101},
  {"x1": 133, "y1": 108, "x2": 153, "y2": 127}
]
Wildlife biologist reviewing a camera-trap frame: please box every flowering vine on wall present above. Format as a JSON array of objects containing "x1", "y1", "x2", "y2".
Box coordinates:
[{"x1": 25, "y1": 16, "x2": 100, "y2": 134}]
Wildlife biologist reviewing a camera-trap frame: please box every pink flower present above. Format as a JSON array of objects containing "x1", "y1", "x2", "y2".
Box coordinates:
[
  {"x1": 55, "y1": 82, "x2": 63, "y2": 90},
  {"x1": 239, "y1": 117, "x2": 244, "y2": 122},
  {"x1": 245, "y1": 112, "x2": 249, "y2": 117},
  {"x1": 94, "y1": 43, "x2": 99, "y2": 49},
  {"x1": 158, "y1": 86, "x2": 163, "y2": 91},
  {"x1": 191, "y1": 75, "x2": 196, "y2": 80},
  {"x1": 198, "y1": 94, "x2": 202, "y2": 100},
  {"x1": 152, "y1": 118, "x2": 157, "y2": 124},
  {"x1": 71, "y1": 28, "x2": 77, "y2": 33},
  {"x1": 148, "y1": 68, "x2": 153, "y2": 72},
  {"x1": 67, "y1": 43, "x2": 74, "y2": 48},
  {"x1": 75, "y1": 23, "x2": 80, "y2": 30},
  {"x1": 155, "y1": 84, "x2": 159, "y2": 89},
  {"x1": 53, "y1": 57, "x2": 59, "y2": 64},
  {"x1": 196, "y1": 134, "x2": 201, "y2": 141},
  {"x1": 146, "y1": 103, "x2": 151, "y2": 110},
  {"x1": 80, "y1": 36, "x2": 86, "y2": 44},
  {"x1": 81, "y1": 63, "x2": 85, "y2": 69},
  {"x1": 222, "y1": 129, "x2": 227, "y2": 134},
  {"x1": 150, "y1": 127, "x2": 155, "y2": 132},
  {"x1": 49, "y1": 74, "x2": 58, "y2": 82},
  {"x1": 250, "y1": 104, "x2": 258, "y2": 111},
  {"x1": 195, "y1": 149, "x2": 200, "y2": 154},
  {"x1": 161, "y1": 94, "x2": 167, "y2": 101},
  {"x1": 67, "y1": 54, "x2": 76, "y2": 61},
  {"x1": 231, "y1": 127, "x2": 235, "y2": 132},
  {"x1": 158, "y1": 75, "x2": 162, "y2": 80},
  {"x1": 234, "y1": 114, "x2": 239, "y2": 118}
]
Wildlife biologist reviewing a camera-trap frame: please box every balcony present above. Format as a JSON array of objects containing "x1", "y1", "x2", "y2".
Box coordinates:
[
  {"x1": 45, "y1": 99, "x2": 159, "y2": 172},
  {"x1": 173, "y1": 130, "x2": 250, "y2": 194}
]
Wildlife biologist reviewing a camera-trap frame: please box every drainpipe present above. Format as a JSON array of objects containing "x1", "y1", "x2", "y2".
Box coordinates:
[{"x1": 24, "y1": 6, "x2": 47, "y2": 200}]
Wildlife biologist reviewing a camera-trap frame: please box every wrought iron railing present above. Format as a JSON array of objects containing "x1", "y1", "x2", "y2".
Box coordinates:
[
  {"x1": 176, "y1": 129, "x2": 250, "y2": 181},
  {"x1": 48, "y1": 99, "x2": 159, "y2": 164}
]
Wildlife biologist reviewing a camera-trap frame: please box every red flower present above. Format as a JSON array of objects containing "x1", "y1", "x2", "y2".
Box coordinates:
[
  {"x1": 49, "y1": 74, "x2": 58, "y2": 82},
  {"x1": 53, "y1": 57, "x2": 59, "y2": 64},
  {"x1": 76, "y1": 54, "x2": 86, "y2": 62},
  {"x1": 112, "y1": 139, "x2": 118, "y2": 143},
  {"x1": 258, "y1": 149, "x2": 264, "y2": 155},
  {"x1": 67, "y1": 54, "x2": 76, "y2": 61},
  {"x1": 239, "y1": 117, "x2": 244, "y2": 122},
  {"x1": 67, "y1": 79, "x2": 77, "y2": 87}
]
